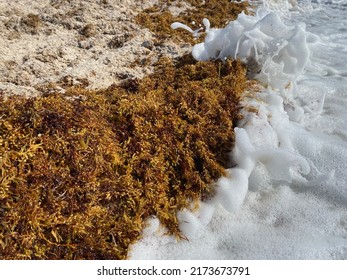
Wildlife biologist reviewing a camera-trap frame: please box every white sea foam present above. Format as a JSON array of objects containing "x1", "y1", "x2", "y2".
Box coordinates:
[
  {"x1": 191, "y1": 8, "x2": 318, "y2": 89},
  {"x1": 129, "y1": 0, "x2": 347, "y2": 259}
]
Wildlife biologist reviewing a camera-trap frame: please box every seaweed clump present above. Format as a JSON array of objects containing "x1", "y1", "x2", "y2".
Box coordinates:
[
  {"x1": 20, "y1": 13, "x2": 42, "y2": 35},
  {"x1": 0, "y1": 56, "x2": 247, "y2": 259},
  {"x1": 135, "y1": 0, "x2": 249, "y2": 43}
]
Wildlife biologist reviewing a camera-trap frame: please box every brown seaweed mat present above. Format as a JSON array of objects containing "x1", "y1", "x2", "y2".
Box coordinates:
[{"x1": 0, "y1": 55, "x2": 248, "y2": 259}]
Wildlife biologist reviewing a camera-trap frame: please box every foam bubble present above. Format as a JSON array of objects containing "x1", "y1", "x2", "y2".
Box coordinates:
[
  {"x1": 197, "y1": 202, "x2": 215, "y2": 226},
  {"x1": 254, "y1": 147, "x2": 310, "y2": 182},
  {"x1": 214, "y1": 168, "x2": 249, "y2": 213},
  {"x1": 142, "y1": 216, "x2": 160, "y2": 236},
  {"x1": 178, "y1": 210, "x2": 200, "y2": 240},
  {"x1": 190, "y1": 8, "x2": 316, "y2": 88},
  {"x1": 170, "y1": 22, "x2": 194, "y2": 34}
]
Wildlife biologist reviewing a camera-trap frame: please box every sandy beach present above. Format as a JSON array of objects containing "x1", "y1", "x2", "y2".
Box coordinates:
[{"x1": 0, "y1": 0, "x2": 192, "y2": 97}]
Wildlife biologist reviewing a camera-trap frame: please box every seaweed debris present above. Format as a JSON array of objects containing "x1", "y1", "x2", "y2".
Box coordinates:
[
  {"x1": 135, "y1": 0, "x2": 249, "y2": 43},
  {"x1": 0, "y1": 56, "x2": 247, "y2": 259}
]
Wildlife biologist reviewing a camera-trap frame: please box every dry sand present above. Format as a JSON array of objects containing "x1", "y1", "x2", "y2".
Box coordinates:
[{"x1": 0, "y1": 0, "x2": 191, "y2": 97}]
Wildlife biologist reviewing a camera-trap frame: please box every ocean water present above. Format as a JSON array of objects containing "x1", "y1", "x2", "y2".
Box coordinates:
[{"x1": 129, "y1": 0, "x2": 347, "y2": 259}]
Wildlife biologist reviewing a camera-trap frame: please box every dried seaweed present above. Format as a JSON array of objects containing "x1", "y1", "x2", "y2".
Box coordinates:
[{"x1": 0, "y1": 56, "x2": 247, "y2": 259}]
